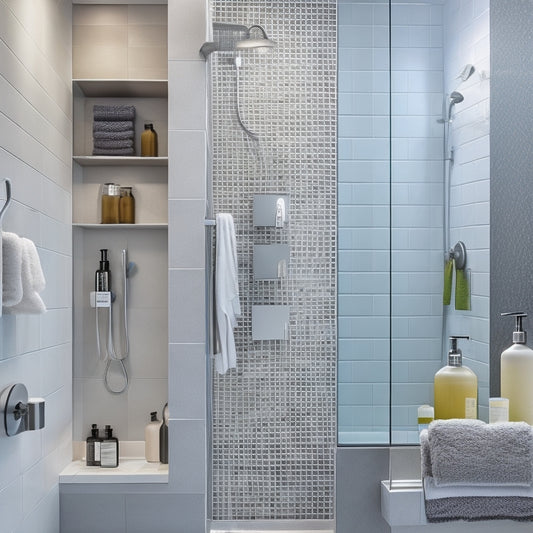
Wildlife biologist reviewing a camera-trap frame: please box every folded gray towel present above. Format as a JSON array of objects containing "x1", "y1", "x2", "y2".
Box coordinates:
[
  {"x1": 93, "y1": 105, "x2": 135, "y2": 121},
  {"x1": 420, "y1": 429, "x2": 432, "y2": 478},
  {"x1": 93, "y1": 121, "x2": 134, "y2": 133},
  {"x1": 93, "y1": 130, "x2": 134, "y2": 141},
  {"x1": 428, "y1": 419, "x2": 533, "y2": 486},
  {"x1": 425, "y1": 496, "x2": 533, "y2": 522},
  {"x1": 93, "y1": 139, "x2": 134, "y2": 150},
  {"x1": 92, "y1": 147, "x2": 135, "y2": 156}
]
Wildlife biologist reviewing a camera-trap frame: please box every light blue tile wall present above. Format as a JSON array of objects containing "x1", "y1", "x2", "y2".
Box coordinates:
[
  {"x1": 443, "y1": 0, "x2": 490, "y2": 420},
  {"x1": 338, "y1": 0, "x2": 445, "y2": 443}
]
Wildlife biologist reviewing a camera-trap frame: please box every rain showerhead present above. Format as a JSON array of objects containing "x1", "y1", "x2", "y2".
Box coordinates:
[
  {"x1": 236, "y1": 25, "x2": 276, "y2": 51},
  {"x1": 447, "y1": 91, "x2": 464, "y2": 121}
]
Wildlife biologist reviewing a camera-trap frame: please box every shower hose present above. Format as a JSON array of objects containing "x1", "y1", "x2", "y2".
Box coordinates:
[{"x1": 96, "y1": 249, "x2": 130, "y2": 394}]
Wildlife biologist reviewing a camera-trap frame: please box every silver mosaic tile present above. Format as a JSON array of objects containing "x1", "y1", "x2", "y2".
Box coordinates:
[{"x1": 209, "y1": 0, "x2": 337, "y2": 521}]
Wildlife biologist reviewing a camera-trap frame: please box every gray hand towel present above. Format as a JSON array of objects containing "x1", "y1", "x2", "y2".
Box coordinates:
[
  {"x1": 93, "y1": 139, "x2": 134, "y2": 150},
  {"x1": 93, "y1": 130, "x2": 134, "y2": 141},
  {"x1": 93, "y1": 121, "x2": 134, "y2": 133},
  {"x1": 93, "y1": 105, "x2": 135, "y2": 121},
  {"x1": 428, "y1": 419, "x2": 533, "y2": 486},
  {"x1": 425, "y1": 495, "x2": 533, "y2": 522},
  {"x1": 92, "y1": 147, "x2": 135, "y2": 156}
]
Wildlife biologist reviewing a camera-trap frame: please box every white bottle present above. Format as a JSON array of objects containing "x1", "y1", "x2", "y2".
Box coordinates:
[
  {"x1": 145, "y1": 411, "x2": 161, "y2": 463},
  {"x1": 500, "y1": 312, "x2": 533, "y2": 424}
]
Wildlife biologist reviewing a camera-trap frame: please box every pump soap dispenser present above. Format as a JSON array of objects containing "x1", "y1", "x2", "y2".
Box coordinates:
[
  {"x1": 434, "y1": 335, "x2": 477, "y2": 420},
  {"x1": 500, "y1": 312, "x2": 533, "y2": 424}
]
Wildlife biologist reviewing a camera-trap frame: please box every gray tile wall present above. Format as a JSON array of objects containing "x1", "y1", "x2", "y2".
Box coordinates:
[
  {"x1": 490, "y1": 0, "x2": 533, "y2": 396},
  {"x1": 209, "y1": 0, "x2": 337, "y2": 520}
]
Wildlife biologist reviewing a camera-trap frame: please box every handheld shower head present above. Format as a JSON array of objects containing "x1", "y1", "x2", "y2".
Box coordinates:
[
  {"x1": 450, "y1": 91, "x2": 464, "y2": 105},
  {"x1": 447, "y1": 91, "x2": 464, "y2": 122}
]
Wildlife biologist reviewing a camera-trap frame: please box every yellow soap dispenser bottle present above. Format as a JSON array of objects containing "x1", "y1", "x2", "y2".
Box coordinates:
[
  {"x1": 500, "y1": 312, "x2": 533, "y2": 423},
  {"x1": 434, "y1": 335, "x2": 478, "y2": 420}
]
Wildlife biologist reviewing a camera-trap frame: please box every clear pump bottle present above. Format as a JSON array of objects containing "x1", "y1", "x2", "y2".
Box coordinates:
[
  {"x1": 434, "y1": 335, "x2": 477, "y2": 419},
  {"x1": 500, "y1": 312, "x2": 533, "y2": 423}
]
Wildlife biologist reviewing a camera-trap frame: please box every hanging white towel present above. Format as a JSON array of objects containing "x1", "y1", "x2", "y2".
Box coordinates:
[
  {"x1": 4, "y1": 237, "x2": 46, "y2": 314},
  {"x1": 2, "y1": 231, "x2": 23, "y2": 307},
  {"x1": 214, "y1": 213, "x2": 241, "y2": 374}
]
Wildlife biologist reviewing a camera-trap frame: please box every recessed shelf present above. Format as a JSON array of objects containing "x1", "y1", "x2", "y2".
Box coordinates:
[
  {"x1": 73, "y1": 79, "x2": 168, "y2": 98},
  {"x1": 73, "y1": 156, "x2": 168, "y2": 167},
  {"x1": 73, "y1": 223, "x2": 168, "y2": 229}
]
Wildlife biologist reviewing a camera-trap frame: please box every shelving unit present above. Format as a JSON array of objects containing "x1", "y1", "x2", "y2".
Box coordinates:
[
  {"x1": 74, "y1": 79, "x2": 168, "y2": 99},
  {"x1": 73, "y1": 156, "x2": 168, "y2": 167},
  {"x1": 71, "y1": 75, "x2": 169, "y2": 462},
  {"x1": 73, "y1": 223, "x2": 168, "y2": 230}
]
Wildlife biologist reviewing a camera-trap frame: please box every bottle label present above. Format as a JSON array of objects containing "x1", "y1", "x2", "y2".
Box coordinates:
[
  {"x1": 100, "y1": 442, "x2": 117, "y2": 466},
  {"x1": 465, "y1": 397, "x2": 477, "y2": 419},
  {"x1": 94, "y1": 441, "x2": 101, "y2": 461}
]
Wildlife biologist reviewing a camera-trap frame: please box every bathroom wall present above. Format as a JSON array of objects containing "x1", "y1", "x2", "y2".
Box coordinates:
[
  {"x1": 73, "y1": 4, "x2": 167, "y2": 80},
  {"x1": 338, "y1": 0, "x2": 445, "y2": 444},
  {"x1": 209, "y1": 0, "x2": 337, "y2": 521},
  {"x1": 490, "y1": 0, "x2": 533, "y2": 392},
  {"x1": 443, "y1": 0, "x2": 490, "y2": 419},
  {"x1": 0, "y1": 1, "x2": 73, "y2": 531}
]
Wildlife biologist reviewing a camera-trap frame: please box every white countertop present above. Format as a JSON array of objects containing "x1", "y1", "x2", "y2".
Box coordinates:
[{"x1": 60, "y1": 458, "x2": 169, "y2": 484}]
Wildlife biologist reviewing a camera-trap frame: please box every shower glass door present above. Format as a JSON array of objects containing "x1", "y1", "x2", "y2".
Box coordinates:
[{"x1": 338, "y1": 0, "x2": 490, "y2": 446}]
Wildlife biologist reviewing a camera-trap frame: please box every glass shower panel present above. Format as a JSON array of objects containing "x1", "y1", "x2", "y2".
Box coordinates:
[
  {"x1": 337, "y1": 0, "x2": 391, "y2": 446},
  {"x1": 390, "y1": 0, "x2": 445, "y2": 445}
]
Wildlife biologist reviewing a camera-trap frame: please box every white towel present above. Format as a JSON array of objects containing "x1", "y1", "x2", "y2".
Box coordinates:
[
  {"x1": 4, "y1": 237, "x2": 46, "y2": 314},
  {"x1": 2, "y1": 231, "x2": 23, "y2": 306},
  {"x1": 214, "y1": 214, "x2": 241, "y2": 374}
]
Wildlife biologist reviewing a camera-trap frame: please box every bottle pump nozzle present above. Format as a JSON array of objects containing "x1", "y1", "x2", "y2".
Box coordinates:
[
  {"x1": 448, "y1": 335, "x2": 469, "y2": 367},
  {"x1": 501, "y1": 312, "x2": 527, "y2": 344},
  {"x1": 100, "y1": 249, "x2": 109, "y2": 271}
]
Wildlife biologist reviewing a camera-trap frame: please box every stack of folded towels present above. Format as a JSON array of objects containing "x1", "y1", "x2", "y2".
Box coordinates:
[
  {"x1": 421, "y1": 419, "x2": 533, "y2": 522},
  {"x1": 92, "y1": 105, "x2": 136, "y2": 156},
  {"x1": 2, "y1": 232, "x2": 46, "y2": 314}
]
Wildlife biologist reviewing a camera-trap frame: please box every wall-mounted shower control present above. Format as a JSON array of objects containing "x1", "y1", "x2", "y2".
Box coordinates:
[
  {"x1": 1, "y1": 383, "x2": 45, "y2": 437},
  {"x1": 253, "y1": 244, "x2": 290, "y2": 280},
  {"x1": 253, "y1": 194, "x2": 289, "y2": 227}
]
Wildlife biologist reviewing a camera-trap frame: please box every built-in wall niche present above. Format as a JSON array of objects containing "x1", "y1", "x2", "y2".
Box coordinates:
[
  {"x1": 73, "y1": 81, "x2": 168, "y2": 158},
  {"x1": 69, "y1": 2, "x2": 169, "y2": 475},
  {"x1": 72, "y1": 164, "x2": 168, "y2": 226}
]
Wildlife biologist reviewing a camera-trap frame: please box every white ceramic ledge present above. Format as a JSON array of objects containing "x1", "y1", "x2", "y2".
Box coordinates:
[
  {"x1": 60, "y1": 441, "x2": 168, "y2": 484},
  {"x1": 60, "y1": 459, "x2": 168, "y2": 484}
]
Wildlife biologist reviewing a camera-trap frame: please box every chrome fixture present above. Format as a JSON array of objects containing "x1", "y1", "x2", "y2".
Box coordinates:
[
  {"x1": 1, "y1": 383, "x2": 45, "y2": 437},
  {"x1": 447, "y1": 91, "x2": 464, "y2": 122},
  {"x1": 200, "y1": 22, "x2": 276, "y2": 58},
  {"x1": 449, "y1": 241, "x2": 467, "y2": 270},
  {"x1": 236, "y1": 25, "x2": 276, "y2": 51},
  {"x1": 457, "y1": 64, "x2": 475, "y2": 82}
]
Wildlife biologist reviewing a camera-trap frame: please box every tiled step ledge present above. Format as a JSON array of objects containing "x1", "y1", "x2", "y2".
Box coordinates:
[{"x1": 60, "y1": 441, "x2": 168, "y2": 484}]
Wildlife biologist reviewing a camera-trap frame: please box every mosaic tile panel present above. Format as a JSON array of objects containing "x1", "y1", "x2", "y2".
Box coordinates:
[{"x1": 209, "y1": 0, "x2": 337, "y2": 521}]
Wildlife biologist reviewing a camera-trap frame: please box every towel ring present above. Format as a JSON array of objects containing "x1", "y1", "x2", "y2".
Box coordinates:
[{"x1": 0, "y1": 178, "x2": 12, "y2": 223}]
